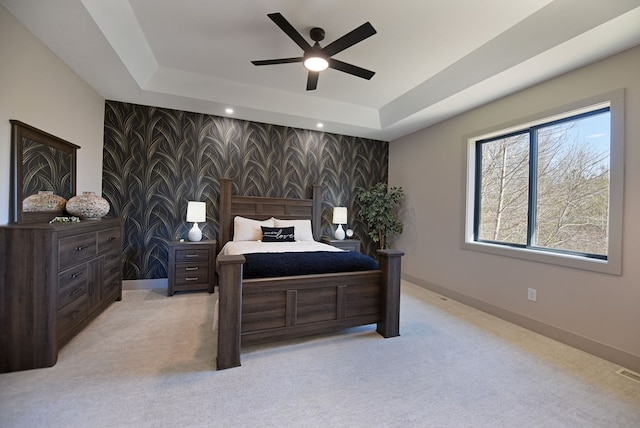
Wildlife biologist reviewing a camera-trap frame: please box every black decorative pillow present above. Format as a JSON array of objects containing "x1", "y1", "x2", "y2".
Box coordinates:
[{"x1": 261, "y1": 226, "x2": 295, "y2": 242}]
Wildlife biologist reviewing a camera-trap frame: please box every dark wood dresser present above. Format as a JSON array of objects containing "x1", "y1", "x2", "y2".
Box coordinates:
[{"x1": 0, "y1": 218, "x2": 123, "y2": 373}]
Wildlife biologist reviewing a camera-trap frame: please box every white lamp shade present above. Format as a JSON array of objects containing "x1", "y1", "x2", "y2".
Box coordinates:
[
  {"x1": 332, "y1": 207, "x2": 347, "y2": 225},
  {"x1": 186, "y1": 201, "x2": 206, "y2": 223}
]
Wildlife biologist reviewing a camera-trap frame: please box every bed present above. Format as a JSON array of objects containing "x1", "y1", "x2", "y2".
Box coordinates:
[{"x1": 215, "y1": 178, "x2": 404, "y2": 370}]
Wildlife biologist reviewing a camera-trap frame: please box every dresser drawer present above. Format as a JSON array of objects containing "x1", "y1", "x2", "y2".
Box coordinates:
[
  {"x1": 103, "y1": 250, "x2": 122, "y2": 298},
  {"x1": 175, "y1": 262, "x2": 210, "y2": 285},
  {"x1": 97, "y1": 227, "x2": 121, "y2": 254},
  {"x1": 103, "y1": 272, "x2": 121, "y2": 298},
  {"x1": 175, "y1": 249, "x2": 210, "y2": 263},
  {"x1": 59, "y1": 232, "x2": 97, "y2": 270},
  {"x1": 58, "y1": 265, "x2": 89, "y2": 309},
  {"x1": 57, "y1": 293, "x2": 89, "y2": 338},
  {"x1": 103, "y1": 250, "x2": 121, "y2": 277}
]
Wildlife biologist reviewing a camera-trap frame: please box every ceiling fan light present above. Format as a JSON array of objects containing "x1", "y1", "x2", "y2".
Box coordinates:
[{"x1": 304, "y1": 56, "x2": 329, "y2": 72}]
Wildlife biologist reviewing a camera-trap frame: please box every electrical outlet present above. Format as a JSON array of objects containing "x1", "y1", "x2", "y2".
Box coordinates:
[{"x1": 527, "y1": 288, "x2": 537, "y2": 302}]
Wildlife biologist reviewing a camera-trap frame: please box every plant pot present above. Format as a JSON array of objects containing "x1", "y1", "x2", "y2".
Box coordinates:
[
  {"x1": 66, "y1": 192, "x2": 110, "y2": 220},
  {"x1": 22, "y1": 191, "x2": 67, "y2": 212}
]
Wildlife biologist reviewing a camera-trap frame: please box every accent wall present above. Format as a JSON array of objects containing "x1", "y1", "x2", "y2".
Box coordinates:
[{"x1": 103, "y1": 101, "x2": 389, "y2": 280}]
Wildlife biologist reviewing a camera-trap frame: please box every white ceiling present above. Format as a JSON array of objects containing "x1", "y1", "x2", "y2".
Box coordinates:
[{"x1": 3, "y1": 0, "x2": 640, "y2": 141}]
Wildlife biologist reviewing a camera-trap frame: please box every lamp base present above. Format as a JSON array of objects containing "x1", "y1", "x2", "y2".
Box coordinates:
[
  {"x1": 188, "y1": 223, "x2": 203, "y2": 241},
  {"x1": 334, "y1": 224, "x2": 345, "y2": 240}
]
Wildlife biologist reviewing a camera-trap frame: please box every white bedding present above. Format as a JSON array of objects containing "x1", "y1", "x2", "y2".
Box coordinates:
[{"x1": 220, "y1": 240, "x2": 344, "y2": 255}]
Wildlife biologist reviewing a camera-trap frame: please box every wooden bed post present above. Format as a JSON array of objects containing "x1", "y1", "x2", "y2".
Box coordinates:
[
  {"x1": 311, "y1": 184, "x2": 321, "y2": 241},
  {"x1": 219, "y1": 178, "x2": 233, "y2": 247},
  {"x1": 216, "y1": 254, "x2": 245, "y2": 370},
  {"x1": 376, "y1": 249, "x2": 404, "y2": 338}
]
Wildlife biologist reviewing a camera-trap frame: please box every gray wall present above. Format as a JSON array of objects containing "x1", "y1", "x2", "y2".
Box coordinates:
[{"x1": 389, "y1": 45, "x2": 640, "y2": 371}]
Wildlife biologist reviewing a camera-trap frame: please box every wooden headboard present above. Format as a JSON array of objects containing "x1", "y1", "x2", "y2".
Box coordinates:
[{"x1": 218, "y1": 178, "x2": 322, "y2": 249}]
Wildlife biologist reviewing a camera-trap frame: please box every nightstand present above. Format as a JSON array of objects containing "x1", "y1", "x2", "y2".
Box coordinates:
[
  {"x1": 167, "y1": 240, "x2": 216, "y2": 296},
  {"x1": 321, "y1": 237, "x2": 361, "y2": 253}
]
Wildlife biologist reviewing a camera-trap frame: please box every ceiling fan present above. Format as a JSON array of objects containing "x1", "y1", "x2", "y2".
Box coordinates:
[{"x1": 251, "y1": 13, "x2": 377, "y2": 91}]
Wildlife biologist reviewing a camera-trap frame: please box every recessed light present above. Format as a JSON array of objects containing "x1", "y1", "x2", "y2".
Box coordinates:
[
  {"x1": 316, "y1": 123, "x2": 324, "y2": 128},
  {"x1": 225, "y1": 108, "x2": 234, "y2": 114}
]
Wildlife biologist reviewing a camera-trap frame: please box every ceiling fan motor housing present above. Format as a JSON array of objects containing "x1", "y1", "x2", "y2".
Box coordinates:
[{"x1": 310, "y1": 27, "x2": 325, "y2": 42}]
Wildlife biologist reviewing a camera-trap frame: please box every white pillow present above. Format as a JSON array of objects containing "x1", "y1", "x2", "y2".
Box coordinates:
[
  {"x1": 233, "y1": 216, "x2": 275, "y2": 241},
  {"x1": 274, "y1": 218, "x2": 315, "y2": 241}
]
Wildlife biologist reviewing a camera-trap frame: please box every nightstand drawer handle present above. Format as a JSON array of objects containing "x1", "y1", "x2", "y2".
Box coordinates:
[
  {"x1": 185, "y1": 277, "x2": 199, "y2": 281},
  {"x1": 70, "y1": 287, "x2": 82, "y2": 296},
  {"x1": 185, "y1": 254, "x2": 199, "y2": 258},
  {"x1": 185, "y1": 267, "x2": 199, "y2": 271},
  {"x1": 75, "y1": 245, "x2": 88, "y2": 251},
  {"x1": 70, "y1": 271, "x2": 84, "y2": 279},
  {"x1": 107, "y1": 236, "x2": 116, "y2": 241}
]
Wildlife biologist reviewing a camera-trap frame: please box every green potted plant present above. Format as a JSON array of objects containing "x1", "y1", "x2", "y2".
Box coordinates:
[{"x1": 356, "y1": 182, "x2": 404, "y2": 250}]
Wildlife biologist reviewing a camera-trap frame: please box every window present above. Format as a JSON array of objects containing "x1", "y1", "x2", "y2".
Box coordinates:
[{"x1": 464, "y1": 90, "x2": 624, "y2": 275}]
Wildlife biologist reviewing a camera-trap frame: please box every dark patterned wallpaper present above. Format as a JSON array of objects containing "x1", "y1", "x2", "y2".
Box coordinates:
[{"x1": 103, "y1": 101, "x2": 389, "y2": 280}]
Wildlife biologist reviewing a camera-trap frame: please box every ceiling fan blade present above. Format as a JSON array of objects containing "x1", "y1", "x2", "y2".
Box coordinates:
[
  {"x1": 322, "y1": 22, "x2": 376, "y2": 57},
  {"x1": 252, "y1": 57, "x2": 304, "y2": 66},
  {"x1": 267, "y1": 13, "x2": 312, "y2": 52},
  {"x1": 306, "y1": 71, "x2": 319, "y2": 90},
  {"x1": 328, "y1": 58, "x2": 375, "y2": 80}
]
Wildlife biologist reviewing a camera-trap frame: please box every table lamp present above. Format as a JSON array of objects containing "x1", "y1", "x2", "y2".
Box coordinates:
[
  {"x1": 332, "y1": 206, "x2": 347, "y2": 240},
  {"x1": 186, "y1": 201, "x2": 206, "y2": 241}
]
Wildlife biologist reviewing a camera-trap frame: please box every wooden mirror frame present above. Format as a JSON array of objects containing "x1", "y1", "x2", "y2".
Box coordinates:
[{"x1": 10, "y1": 120, "x2": 80, "y2": 223}]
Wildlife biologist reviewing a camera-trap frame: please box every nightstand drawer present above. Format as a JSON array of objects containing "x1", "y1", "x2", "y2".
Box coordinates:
[
  {"x1": 175, "y1": 264, "x2": 210, "y2": 286},
  {"x1": 175, "y1": 249, "x2": 210, "y2": 263},
  {"x1": 321, "y1": 237, "x2": 361, "y2": 253}
]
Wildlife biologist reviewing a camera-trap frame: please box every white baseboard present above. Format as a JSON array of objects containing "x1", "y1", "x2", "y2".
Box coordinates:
[
  {"x1": 403, "y1": 273, "x2": 640, "y2": 373},
  {"x1": 123, "y1": 278, "x2": 167, "y2": 290}
]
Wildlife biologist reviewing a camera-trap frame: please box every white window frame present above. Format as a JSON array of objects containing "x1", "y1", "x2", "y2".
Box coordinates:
[{"x1": 463, "y1": 89, "x2": 624, "y2": 275}]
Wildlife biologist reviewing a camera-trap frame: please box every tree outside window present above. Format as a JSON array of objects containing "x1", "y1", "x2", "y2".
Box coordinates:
[{"x1": 475, "y1": 108, "x2": 610, "y2": 259}]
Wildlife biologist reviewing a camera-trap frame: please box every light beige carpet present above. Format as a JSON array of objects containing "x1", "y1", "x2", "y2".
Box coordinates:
[{"x1": 1, "y1": 281, "x2": 639, "y2": 427}]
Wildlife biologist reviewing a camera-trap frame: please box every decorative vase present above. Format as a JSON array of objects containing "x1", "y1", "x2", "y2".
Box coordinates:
[
  {"x1": 65, "y1": 191, "x2": 110, "y2": 220},
  {"x1": 22, "y1": 191, "x2": 67, "y2": 212}
]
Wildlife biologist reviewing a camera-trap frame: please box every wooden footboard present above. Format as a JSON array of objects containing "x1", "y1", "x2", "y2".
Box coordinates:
[{"x1": 216, "y1": 249, "x2": 403, "y2": 370}]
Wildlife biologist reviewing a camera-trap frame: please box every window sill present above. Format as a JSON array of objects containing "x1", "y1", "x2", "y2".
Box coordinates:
[{"x1": 461, "y1": 240, "x2": 620, "y2": 275}]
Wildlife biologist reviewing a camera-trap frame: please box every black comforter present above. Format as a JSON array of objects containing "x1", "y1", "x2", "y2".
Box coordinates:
[{"x1": 242, "y1": 251, "x2": 379, "y2": 279}]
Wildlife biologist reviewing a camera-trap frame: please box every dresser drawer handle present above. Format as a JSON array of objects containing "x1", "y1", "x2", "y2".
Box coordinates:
[
  {"x1": 108, "y1": 255, "x2": 119, "y2": 260},
  {"x1": 185, "y1": 277, "x2": 199, "y2": 281},
  {"x1": 185, "y1": 267, "x2": 199, "y2": 271},
  {"x1": 70, "y1": 271, "x2": 84, "y2": 279},
  {"x1": 70, "y1": 287, "x2": 82, "y2": 296},
  {"x1": 107, "y1": 236, "x2": 116, "y2": 241},
  {"x1": 185, "y1": 254, "x2": 199, "y2": 258},
  {"x1": 75, "y1": 245, "x2": 88, "y2": 251},
  {"x1": 69, "y1": 309, "x2": 83, "y2": 320}
]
